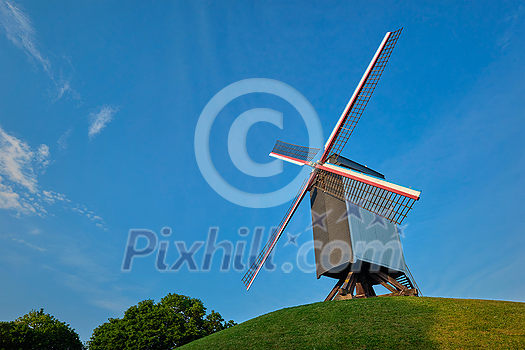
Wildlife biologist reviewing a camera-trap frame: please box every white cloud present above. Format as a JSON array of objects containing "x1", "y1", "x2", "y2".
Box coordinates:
[
  {"x1": 0, "y1": 126, "x2": 39, "y2": 193},
  {"x1": 0, "y1": 127, "x2": 107, "y2": 228},
  {"x1": 42, "y1": 190, "x2": 70, "y2": 205},
  {"x1": 71, "y1": 205, "x2": 106, "y2": 229},
  {"x1": 0, "y1": 124, "x2": 49, "y2": 216},
  {"x1": 36, "y1": 144, "x2": 50, "y2": 170},
  {"x1": 0, "y1": 0, "x2": 50, "y2": 73},
  {"x1": 54, "y1": 78, "x2": 71, "y2": 102},
  {"x1": 88, "y1": 105, "x2": 118, "y2": 140},
  {"x1": 57, "y1": 128, "x2": 73, "y2": 151},
  {"x1": 72, "y1": 207, "x2": 84, "y2": 214},
  {"x1": 0, "y1": 181, "x2": 31, "y2": 212}
]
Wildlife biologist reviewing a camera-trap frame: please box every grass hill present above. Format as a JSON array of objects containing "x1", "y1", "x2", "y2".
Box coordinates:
[{"x1": 180, "y1": 297, "x2": 524, "y2": 349}]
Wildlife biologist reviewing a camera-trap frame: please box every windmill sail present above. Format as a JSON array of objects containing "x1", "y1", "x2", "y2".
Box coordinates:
[
  {"x1": 321, "y1": 28, "x2": 403, "y2": 163},
  {"x1": 269, "y1": 140, "x2": 320, "y2": 165},
  {"x1": 241, "y1": 174, "x2": 313, "y2": 290},
  {"x1": 313, "y1": 164, "x2": 420, "y2": 225}
]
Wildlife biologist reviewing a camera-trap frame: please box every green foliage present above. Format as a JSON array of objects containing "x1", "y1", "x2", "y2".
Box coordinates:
[
  {"x1": 88, "y1": 293, "x2": 235, "y2": 349},
  {"x1": 179, "y1": 297, "x2": 525, "y2": 350},
  {"x1": 0, "y1": 309, "x2": 84, "y2": 350}
]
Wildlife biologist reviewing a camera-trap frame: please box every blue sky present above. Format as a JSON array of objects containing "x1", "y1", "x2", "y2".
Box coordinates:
[{"x1": 0, "y1": 0, "x2": 524, "y2": 342}]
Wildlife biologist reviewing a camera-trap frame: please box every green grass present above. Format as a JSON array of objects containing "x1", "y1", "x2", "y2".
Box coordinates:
[{"x1": 180, "y1": 297, "x2": 524, "y2": 349}]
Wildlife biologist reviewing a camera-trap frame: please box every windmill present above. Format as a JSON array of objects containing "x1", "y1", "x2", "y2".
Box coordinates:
[{"x1": 241, "y1": 28, "x2": 422, "y2": 300}]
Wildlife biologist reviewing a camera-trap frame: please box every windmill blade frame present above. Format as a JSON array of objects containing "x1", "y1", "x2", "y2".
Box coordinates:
[
  {"x1": 320, "y1": 28, "x2": 403, "y2": 163},
  {"x1": 272, "y1": 140, "x2": 320, "y2": 163},
  {"x1": 313, "y1": 164, "x2": 420, "y2": 225},
  {"x1": 241, "y1": 174, "x2": 314, "y2": 290},
  {"x1": 269, "y1": 140, "x2": 320, "y2": 166}
]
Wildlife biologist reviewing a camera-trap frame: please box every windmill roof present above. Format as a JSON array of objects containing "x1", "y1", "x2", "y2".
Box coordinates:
[{"x1": 327, "y1": 154, "x2": 385, "y2": 179}]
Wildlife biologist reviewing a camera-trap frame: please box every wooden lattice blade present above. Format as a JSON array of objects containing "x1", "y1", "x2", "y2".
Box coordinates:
[
  {"x1": 313, "y1": 163, "x2": 420, "y2": 225},
  {"x1": 241, "y1": 173, "x2": 314, "y2": 290},
  {"x1": 270, "y1": 140, "x2": 320, "y2": 166},
  {"x1": 317, "y1": 163, "x2": 420, "y2": 200},
  {"x1": 320, "y1": 28, "x2": 403, "y2": 163}
]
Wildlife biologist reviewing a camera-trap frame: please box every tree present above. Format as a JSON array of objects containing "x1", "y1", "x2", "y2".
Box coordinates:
[
  {"x1": 0, "y1": 321, "x2": 35, "y2": 349},
  {"x1": 88, "y1": 293, "x2": 235, "y2": 349},
  {"x1": 0, "y1": 309, "x2": 84, "y2": 350}
]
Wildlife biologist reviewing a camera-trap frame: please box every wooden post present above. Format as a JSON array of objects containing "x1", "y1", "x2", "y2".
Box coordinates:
[
  {"x1": 335, "y1": 272, "x2": 357, "y2": 300},
  {"x1": 325, "y1": 278, "x2": 345, "y2": 301}
]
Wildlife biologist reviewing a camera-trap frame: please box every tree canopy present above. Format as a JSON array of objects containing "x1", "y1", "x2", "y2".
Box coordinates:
[
  {"x1": 88, "y1": 293, "x2": 235, "y2": 349},
  {"x1": 0, "y1": 309, "x2": 84, "y2": 350}
]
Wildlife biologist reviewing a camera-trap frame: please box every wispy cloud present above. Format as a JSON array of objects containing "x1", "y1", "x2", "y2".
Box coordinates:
[
  {"x1": 497, "y1": 5, "x2": 524, "y2": 49},
  {"x1": 71, "y1": 204, "x2": 107, "y2": 230},
  {"x1": 0, "y1": 180, "x2": 34, "y2": 213},
  {"x1": 0, "y1": 0, "x2": 77, "y2": 103},
  {"x1": 0, "y1": 125, "x2": 106, "y2": 229},
  {"x1": 36, "y1": 144, "x2": 50, "y2": 171},
  {"x1": 0, "y1": 0, "x2": 50, "y2": 73},
  {"x1": 53, "y1": 78, "x2": 71, "y2": 102},
  {"x1": 88, "y1": 105, "x2": 119, "y2": 140},
  {"x1": 42, "y1": 190, "x2": 71, "y2": 205},
  {"x1": 57, "y1": 128, "x2": 73, "y2": 151},
  {"x1": 0, "y1": 125, "x2": 50, "y2": 215},
  {"x1": 0, "y1": 126, "x2": 43, "y2": 193},
  {"x1": 11, "y1": 237, "x2": 46, "y2": 252}
]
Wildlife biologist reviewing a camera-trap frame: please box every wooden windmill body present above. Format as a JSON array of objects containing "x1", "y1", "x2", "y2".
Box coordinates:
[
  {"x1": 242, "y1": 28, "x2": 421, "y2": 300},
  {"x1": 310, "y1": 155, "x2": 419, "y2": 300}
]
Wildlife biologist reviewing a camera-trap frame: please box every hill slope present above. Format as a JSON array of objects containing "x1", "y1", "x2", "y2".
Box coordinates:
[{"x1": 180, "y1": 297, "x2": 524, "y2": 349}]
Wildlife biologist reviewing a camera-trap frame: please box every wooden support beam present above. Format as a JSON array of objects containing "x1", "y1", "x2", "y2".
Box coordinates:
[
  {"x1": 325, "y1": 278, "x2": 345, "y2": 301},
  {"x1": 355, "y1": 283, "x2": 366, "y2": 296},
  {"x1": 364, "y1": 282, "x2": 376, "y2": 297},
  {"x1": 335, "y1": 271, "x2": 357, "y2": 300},
  {"x1": 370, "y1": 273, "x2": 398, "y2": 293},
  {"x1": 326, "y1": 271, "x2": 418, "y2": 301},
  {"x1": 377, "y1": 272, "x2": 408, "y2": 292},
  {"x1": 381, "y1": 281, "x2": 398, "y2": 293},
  {"x1": 341, "y1": 272, "x2": 355, "y2": 291},
  {"x1": 356, "y1": 281, "x2": 377, "y2": 298},
  {"x1": 342, "y1": 273, "x2": 357, "y2": 296}
]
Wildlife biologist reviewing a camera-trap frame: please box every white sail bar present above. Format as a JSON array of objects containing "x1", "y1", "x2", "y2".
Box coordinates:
[
  {"x1": 316, "y1": 163, "x2": 420, "y2": 200},
  {"x1": 269, "y1": 152, "x2": 308, "y2": 166}
]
